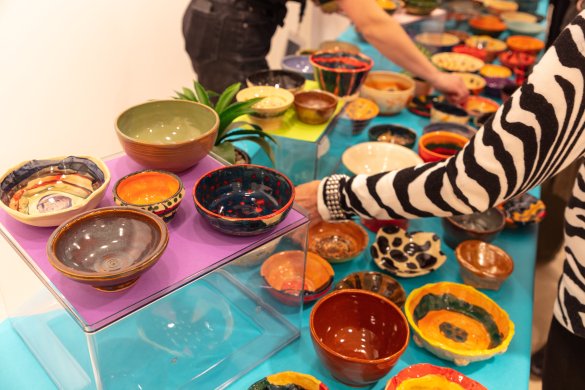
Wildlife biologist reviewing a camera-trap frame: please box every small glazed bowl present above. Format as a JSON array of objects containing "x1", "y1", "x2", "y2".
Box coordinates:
[
  {"x1": 418, "y1": 131, "x2": 469, "y2": 162},
  {"x1": 281, "y1": 55, "x2": 314, "y2": 80},
  {"x1": 469, "y1": 15, "x2": 507, "y2": 38},
  {"x1": 308, "y1": 220, "x2": 369, "y2": 263},
  {"x1": 408, "y1": 95, "x2": 438, "y2": 118},
  {"x1": 423, "y1": 122, "x2": 477, "y2": 140},
  {"x1": 335, "y1": 271, "x2": 406, "y2": 307},
  {"x1": 506, "y1": 20, "x2": 546, "y2": 36},
  {"x1": 343, "y1": 142, "x2": 423, "y2": 175},
  {"x1": 371, "y1": 225, "x2": 447, "y2": 278},
  {"x1": 46, "y1": 206, "x2": 169, "y2": 291},
  {"x1": 360, "y1": 71, "x2": 415, "y2": 115},
  {"x1": 293, "y1": 90, "x2": 338, "y2": 125},
  {"x1": 479, "y1": 64, "x2": 512, "y2": 80},
  {"x1": 385, "y1": 363, "x2": 487, "y2": 389},
  {"x1": 498, "y1": 193, "x2": 546, "y2": 227},
  {"x1": 310, "y1": 289, "x2": 409, "y2": 386},
  {"x1": 0, "y1": 156, "x2": 110, "y2": 227},
  {"x1": 431, "y1": 52, "x2": 485, "y2": 73},
  {"x1": 456, "y1": 240, "x2": 514, "y2": 290},
  {"x1": 452, "y1": 45, "x2": 488, "y2": 62},
  {"x1": 246, "y1": 69, "x2": 306, "y2": 93},
  {"x1": 116, "y1": 100, "x2": 219, "y2": 172},
  {"x1": 310, "y1": 50, "x2": 374, "y2": 98},
  {"x1": 498, "y1": 50, "x2": 536, "y2": 71},
  {"x1": 318, "y1": 40, "x2": 360, "y2": 54},
  {"x1": 261, "y1": 250, "x2": 334, "y2": 305},
  {"x1": 113, "y1": 170, "x2": 185, "y2": 222},
  {"x1": 343, "y1": 97, "x2": 380, "y2": 134},
  {"x1": 442, "y1": 207, "x2": 506, "y2": 249},
  {"x1": 361, "y1": 218, "x2": 410, "y2": 233},
  {"x1": 404, "y1": 0, "x2": 439, "y2": 15},
  {"x1": 368, "y1": 124, "x2": 417, "y2": 148},
  {"x1": 465, "y1": 35, "x2": 507, "y2": 63},
  {"x1": 193, "y1": 164, "x2": 294, "y2": 236},
  {"x1": 414, "y1": 32, "x2": 460, "y2": 54},
  {"x1": 236, "y1": 86, "x2": 295, "y2": 131},
  {"x1": 506, "y1": 35, "x2": 545, "y2": 54},
  {"x1": 487, "y1": 0, "x2": 518, "y2": 15},
  {"x1": 405, "y1": 282, "x2": 515, "y2": 366},
  {"x1": 249, "y1": 371, "x2": 328, "y2": 390},
  {"x1": 430, "y1": 101, "x2": 470, "y2": 125},
  {"x1": 465, "y1": 96, "x2": 499, "y2": 120}
]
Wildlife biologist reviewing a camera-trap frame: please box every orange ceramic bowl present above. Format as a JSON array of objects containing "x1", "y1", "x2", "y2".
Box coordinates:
[
  {"x1": 469, "y1": 15, "x2": 507, "y2": 38},
  {"x1": 418, "y1": 131, "x2": 469, "y2": 162},
  {"x1": 465, "y1": 96, "x2": 499, "y2": 119},
  {"x1": 456, "y1": 240, "x2": 514, "y2": 291},
  {"x1": 386, "y1": 363, "x2": 487, "y2": 389},
  {"x1": 506, "y1": 35, "x2": 545, "y2": 54}
]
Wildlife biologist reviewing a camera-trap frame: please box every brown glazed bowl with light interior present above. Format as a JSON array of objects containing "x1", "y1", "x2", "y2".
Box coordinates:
[
  {"x1": 442, "y1": 208, "x2": 506, "y2": 249},
  {"x1": 47, "y1": 206, "x2": 169, "y2": 292},
  {"x1": 456, "y1": 240, "x2": 514, "y2": 290},
  {"x1": 293, "y1": 90, "x2": 338, "y2": 125},
  {"x1": 308, "y1": 220, "x2": 369, "y2": 263},
  {"x1": 310, "y1": 289, "x2": 409, "y2": 387},
  {"x1": 335, "y1": 271, "x2": 406, "y2": 307}
]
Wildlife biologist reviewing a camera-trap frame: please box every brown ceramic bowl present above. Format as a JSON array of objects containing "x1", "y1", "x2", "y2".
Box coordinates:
[
  {"x1": 335, "y1": 271, "x2": 406, "y2": 307},
  {"x1": 308, "y1": 220, "x2": 368, "y2": 263},
  {"x1": 293, "y1": 90, "x2": 338, "y2": 125},
  {"x1": 456, "y1": 240, "x2": 514, "y2": 290},
  {"x1": 442, "y1": 208, "x2": 506, "y2": 249},
  {"x1": 310, "y1": 289, "x2": 409, "y2": 387}
]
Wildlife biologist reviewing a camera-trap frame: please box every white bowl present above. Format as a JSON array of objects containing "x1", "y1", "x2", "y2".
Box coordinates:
[{"x1": 342, "y1": 142, "x2": 423, "y2": 175}]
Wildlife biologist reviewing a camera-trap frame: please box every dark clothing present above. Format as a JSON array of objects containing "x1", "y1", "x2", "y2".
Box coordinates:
[{"x1": 542, "y1": 317, "x2": 585, "y2": 389}]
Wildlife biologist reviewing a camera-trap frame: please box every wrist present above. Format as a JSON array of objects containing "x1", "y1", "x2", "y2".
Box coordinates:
[{"x1": 318, "y1": 174, "x2": 354, "y2": 220}]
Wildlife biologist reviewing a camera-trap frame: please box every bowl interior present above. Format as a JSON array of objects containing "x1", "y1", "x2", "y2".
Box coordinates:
[
  {"x1": 342, "y1": 142, "x2": 423, "y2": 175},
  {"x1": 311, "y1": 51, "x2": 373, "y2": 72},
  {"x1": 387, "y1": 363, "x2": 488, "y2": 390},
  {"x1": 115, "y1": 171, "x2": 181, "y2": 206},
  {"x1": 294, "y1": 90, "x2": 338, "y2": 110},
  {"x1": 456, "y1": 240, "x2": 514, "y2": 278},
  {"x1": 453, "y1": 72, "x2": 486, "y2": 91},
  {"x1": 247, "y1": 69, "x2": 306, "y2": 90},
  {"x1": 363, "y1": 72, "x2": 415, "y2": 93},
  {"x1": 465, "y1": 96, "x2": 499, "y2": 116},
  {"x1": 419, "y1": 131, "x2": 469, "y2": 158},
  {"x1": 308, "y1": 220, "x2": 368, "y2": 261},
  {"x1": 334, "y1": 271, "x2": 406, "y2": 307},
  {"x1": 368, "y1": 125, "x2": 417, "y2": 146},
  {"x1": 236, "y1": 86, "x2": 294, "y2": 112},
  {"x1": 447, "y1": 208, "x2": 506, "y2": 233},
  {"x1": 432, "y1": 101, "x2": 469, "y2": 117},
  {"x1": 117, "y1": 100, "x2": 217, "y2": 145},
  {"x1": 431, "y1": 52, "x2": 485, "y2": 72}
]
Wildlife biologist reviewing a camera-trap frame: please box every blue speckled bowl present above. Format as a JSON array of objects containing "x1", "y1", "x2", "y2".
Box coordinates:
[{"x1": 281, "y1": 55, "x2": 314, "y2": 80}]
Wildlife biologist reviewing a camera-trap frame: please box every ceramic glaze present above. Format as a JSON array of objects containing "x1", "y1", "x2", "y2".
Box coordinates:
[
  {"x1": 386, "y1": 363, "x2": 487, "y2": 390},
  {"x1": 343, "y1": 142, "x2": 423, "y2": 175},
  {"x1": 408, "y1": 95, "x2": 438, "y2": 118},
  {"x1": 293, "y1": 90, "x2": 338, "y2": 125},
  {"x1": 246, "y1": 69, "x2": 306, "y2": 93},
  {"x1": 310, "y1": 51, "x2": 373, "y2": 97},
  {"x1": 465, "y1": 96, "x2": 499, "y2": 119},
  {"x1": 469, "y1": 15, "x2": 507, "y2": 37},
  {"x1": 368, "y1": 124, "x2": 417, "y2": 148},
  {"x1": 249, "y1": 371, "x2": 329, "y2": 390},
  {"x1": 281, "y1": 55, "x2": 314, "y2": 80},
  {"x1": 431, "y1": 52, "x2": 485, "y2": 73},
  {"x1": 452, "y1": 72, "x2": 486, "y2": 94},
  {"x1": 506, "y1": 35, "x2": 544, "y2": 54},
  {"x1": 335, "y1": 271, "x2": 406, "y2": 307},
  {"x1": 308, "y1": 220, "x2": 368, "y2": 263},
  {"x1": 456, "y1": 240, "x2": 514, "y2": 290},
  {"x1": 498, "y1": 192, "x2": 546, "y2": 227},
  {"x1": 423, "y1": 122, "x2": 477, "y2": 140},
  {"x1": 360, "y1": 71, "x2": 415, "y2": 115},
  {"x1": 419, "y1": 131, "x2": 469, "y2": 162},
  {"x1": 442, "y1": 208, "x2": 506, "y2": 249}
]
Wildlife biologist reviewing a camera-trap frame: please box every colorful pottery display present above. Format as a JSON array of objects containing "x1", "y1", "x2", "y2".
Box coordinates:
[
  {"x1": 414, "y1": 32, "x2": 460, "y2": 53},
  {"x1": 335, "y1": 271, "x2": 406, "y2": 307},
  {"x1": 246, "y1": 69, "x2": 306, "y2": 93},
  {"x1": 456, "y1": 240, "x2": 514, "y2": 290},
  {"x1": 192, "y1": 164, "x2": 294, "y2": 236},
  {"x1": 431, "y1": 52, "x2": 485, "y2": 73},
  {"x1": 418, "y1": 131, "x2": 469, "y2": 162},
  {"x1": 318, "y1": 40, "x2": 360, "y2": 54},
  {"x1": 405, "y1": 282, "x2": 515, "y2": 366},
  {"x1": 46, "y1": 206, "x2": 169, "y2": 292},
  {"x1": 293, "y1": 90, "x2": 338, "y2": 125},
  {"x1": 479, "y1": 64, "x2": 512, "y2": 79},
  {"x1": 308, "y1": 220, "x2": 368, "y2": 263},
  {"x1": 310, "y1": 289, "x2": 409, "y2": 386},
  {"x1": 423, "y1": 122, "x2": 477, "y2": 140},
  {"x1": 261, "y1": 250, "x2": 334, "y2": 305},
  {"x1": 442, "y1": 208, "x2": 507, "y2": 249},
  {"x1": 236, "y1": 86, "x2": 295, "y2": 131},
  {"x1": 465, "y1": 35, "x2": 507, "y2": 62},
  {"x1": 310, "y1": 51, "x2": 374, "y2": 98},
  {"x1": 465, "y1": 96, "x2": 499, "y2": 120},
  {"x1": 385, "y1": 363, "x2": 487, "y2": 389},
  {"x1": 343, "y1": 97, "x2": 380, "y2": 134},
  {"x1": 498, "y1": 193, "x2": 546, "y2": 227},
  {"x1": 368, "y1": 124, "x2": 417, "y2": 149},
  {"x1": 360, "y1": 71, "x2": 415, "y2": 115},
  {"x1": 0, "y1": 156, "x2": 111, "y2": 227},
  {"x1": 371, "y1": 225, "x2": 447, "y2": 278},
  {"x1": 408, "y1": 95, "x2": 438, "y2": 117},
  {"x1": 281, "y1": 55, "x2": 314, "y2": 80},
  {"x1": 468, "y1": 15, "x2": 507, "y2": 37},
  {"x1": 249, "y1": 371, "x2": 328, "y2": 390},
  {"x1": 506, "y1": 35, "x2": 545, "y2": 54},
  {"x1": 342, "y1": 142, "x2": 423, "y2": 175},
  {"x1": 430, "y1": 101, "x2": 470, "y2": 125}
]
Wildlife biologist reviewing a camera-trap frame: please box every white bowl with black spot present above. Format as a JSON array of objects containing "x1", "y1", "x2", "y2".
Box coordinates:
[{"x1": 370, "y1": 225, "x2": 447, "y2": 278}]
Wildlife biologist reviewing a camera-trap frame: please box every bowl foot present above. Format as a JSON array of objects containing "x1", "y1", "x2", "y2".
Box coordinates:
[{"x1": 94, "y1": 278, "x2": 139, "y2": 292}]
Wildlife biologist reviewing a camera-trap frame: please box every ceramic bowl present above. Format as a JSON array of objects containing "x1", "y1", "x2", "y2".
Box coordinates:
[
  {"x1": 318, "y1": 40, "x2": 360, "y2": 54},
  {"x1": 404, "y1": 0, "x2": 439, "y2": 15},
  {"x1": 442, "y1": 207, "x2": 506, "y2": 249},
  {"x1": 377, "y1": 0, "x2": 400, "y2": 14},
  {"x1": 405, "y1": 281, "x2": 515, "y2": 365},
  {"x1": 116, "y1": 100, "x2": 218, "y2": 172},
  {"x1": 431, "y1": 52, "x2": 485, "y2": 73},
  {"x1": 487, "y1": 0, "x2": 518, "y2": 15},
  {"x1": 498, "y1": 50, "x2": 536, "y2": 71},
  {"x1": 456, "y1": 240, "x2": 514, "y2": 290},
  {"x1": 310, "y1": 51, "x2": 374, "y2": 98},
  {"x1": 501, "y1": 11, "x2": 538, "y2": 23},
  {"x1": 465, "y1": 96, "x2": 499, "y2": 120},
  {"x1": 385, "y1": 363, "x2": 487, "y2": 389},
  {"x1": 368, "y1": 124, "x2": 417, "y2": 148},
  {"x1": 293, "y1": 90, "x2": 338, "y2": 125},
  {"x1": 430, "y1": 101, "x2": 470, "y2": 125},
  {"x1": 407, "y1": 94, "x2": 438, "y2": 117},
  {"x1": 484, "y1": 76, "x2": 515, "y2": 98},
  {"x1": 281, "y1": 55, "x2": 314, "y2": 80},
  {"x1": 261, "y1": 250, "x2": 334, "y2": 305},
  {"x1": 343, "y1": 97, "x2": 380, "y2": 134},
  {"x1": 506, "y1": 20, "x2": 546, "y2": 36},
  {"x1": 193, "y1": 164, "x2": 294, "y2": 236},
  {"x1": 469, "y1": 15, "x2": 507, "y2": 37},
  {"x1": 246, "y1": 69, "x2": 306, "y2": 93},
  {"x1": 361, "y1": 218, "x2": 410, "y2": 234},
  {"x1": 452, "y1": 45, "x2": 488, "y2": 62},
  {"x1": 423, "y1": 122, "x2": 477, "y2": 140},
  {"x1": 249, "y1": 371, "x2": 328, "y2": 390},
  {"x1": 335, "y1": 271, "x2": 406, "y2": 307},
  {"x1": 465, "y1": 35, "x2": 507, "y2": 63},
  {"x1": 418, "y1": 131, "x2": 469, "y2": 162},
  {"x1": 0, "y1": 156, "x2": 111, "y2": 227},
  {"x1": 447, "y1": 30, "x2": 471, "y2": 42},
  {"x1": 479, "y1": 64, "x2": 512, "y2": 80},
  {"x1": 454, "y1": 72, "x2": 486, "y2": 95},
  {"x1": 310, "y1": 289, "x2": 409, "y2": 386},
  {"x1": 360, "y1": 71, "x2": 415, "y2": 115},
  {"x1": 414, "y1": 32, "x2": 460, "y2": 54},
  {"x1": 498, "y1": 193, "x2": 546, "y2": 227},
  {"x1": 506, "y1": 35, "x2": 545, "y2": 54},
  {"x1": 236, "y1": 86, "x2": 294, "y2": 131},
  {"x1": 113, "y1": 170, "x2": 184, "y2": 222},
  {"x1": 343, "y1": 142, "x2": 423, "y2": 175},
  {"x1": 308, "y1": 220, "x2": 369, "y2": 263},
  {"x1": 46, "y1": 206, "x2": 169, "y2": 291}
]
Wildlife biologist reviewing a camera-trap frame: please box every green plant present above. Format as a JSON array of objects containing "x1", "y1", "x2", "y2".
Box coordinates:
[{"x1": 174, "y1": 81, "x2": 277, "y2": 164}]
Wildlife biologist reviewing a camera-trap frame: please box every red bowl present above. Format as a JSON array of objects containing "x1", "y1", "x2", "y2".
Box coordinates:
[{"x1": 453, "y1": 45, "x2": 488, "y2": 62}]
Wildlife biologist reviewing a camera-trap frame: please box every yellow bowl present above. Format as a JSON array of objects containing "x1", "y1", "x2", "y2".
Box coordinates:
[{"x1": 236, "y1": 86, "x2": 294, "y2": 130}]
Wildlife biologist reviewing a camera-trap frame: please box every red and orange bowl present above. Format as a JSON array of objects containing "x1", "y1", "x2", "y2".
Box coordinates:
[
  {"x1": 385, "y1": 363, "x2": 487, "y2": 389},
  {"x1": 310, "y1": 50, "x2": 374, "y2": 98},
  {"x1": 418, "y1": 131, "x2": 469, "y2": 162},
  {"x1": 506, "y1": 35, "x2": 545, "y2": 55}
]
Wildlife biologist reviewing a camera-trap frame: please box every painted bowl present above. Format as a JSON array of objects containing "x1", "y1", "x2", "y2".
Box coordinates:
[
  {"x1": 442, "y1": 207, "x2": 507, "y2": 249},
  {"x1": 506, "y1": 20, "x2": 545, "y2": 36},
  {"x1": 377, "y1": 0, "x2": 400, "y2": 14},
  {"x1": 261, "y1": 250, "x2": 334, "y2": 305},
  {"x1": 343, "y1": 142, "x2": 423, "y2": 175},
  {"x1": 249, "y1": 371, "x2": 328, "y2": 390},
  {"x1": 469, "y1": 15, "x2": 507, "y2": 38},
  {"x1": 343, "y1": 97, "x2": 380, "y2": 134},
  {"x1": 414, "y1": 32, "x2": 460, "y2": 54},
  {"x1": 368, "y1": 124, "x2": 417, "y2": 149},
  {"x1": 405, "y1": 281, "x2": 515, "y2": 365},
  {"x1": 418, "y1": 131, "x2": 469, "y2": 162},
  {"x1": 404, "y1": 0, "x2": 439, "y2": 15},
  {"x1": 116, "y1": 100, "x2": 218, "y2": 172},
  {"x1": 456, "y1": 240, "x2": 514, "y2": 290},
  {"x1": 335, "y1": 271, "x2": 406, "y2": 307},
  {"x1": 293, "y1": 90, "x2": 338, "y2": 125},
  {"x1": 308, "y1": 220, "x2": 369, "y2": 263},
  {"x1": 318, "y1": 40, "x2": 360, "y2": 54},
  {"x1": 236, "y1": 86, "x2": 295, "y2": 131},
  {"x1": 465, "y1": 96, "x2": 499, "y2": 120},
  {"x1": 465, "y1": 35, "x2": 507, "y2": 63},
  {"x1": 452, "y1": 45, "x2": 488, "y2": 62},
  {"x1": 407, "y1": 95, "x2": 438, "y2": 118},
  {"x1": 498, "y1": 50, "x2": 536, "y2": 70},
  {"x1": 0, "y1": 156, "x2": 110, "y2": 227},
  {"x1": 506, "y1": 35, "x2": 545, "y2": 54},
  {"x1": 487, "y1": 0, "x2": 518, "y2": 15},
  {"x1": 113, "y1": 170, "x2": 184, "y2": 222},
  {"x1": 246, "y1": 69, "x2": 306, "y2": 93},
  {"x1": 310, "y1": 51, "x2": 374, "y2": 98},
  {"x1": 423, "y1": 122, "x2": 477, "y2": 139},
  {"x1": 46, "y1": 206, "x2": 169, "y2": 291},
  {"x1": 430, "y1": 101, "x2": 470, "y2": 125},
  {"x1": 310, "y1": 289, "x2": 409, "y2": 386},
  {"x1": 431, "y1": 52, "x2": 485, "y2": 73},
  {"x1": 371, "y1": 225, "x2": 447, "y2": 277},
  {"x1": 479, "y1": 64, "x2": 512, "y2": 80},
  {"x1": 498, "y1": 192, "x2": 546, "y2": 227},
  {"x1": 360, "y1": 71, "x2": 415, "y2": 115},
  {"x1": 501, "y1": 11, "x2": 539, "y2": 23},
  {"x1": 281, "y1": 55, "x2": 314, "y2": 80},
  {"x1": 193, "y1": 164, "x2": 294, "y2": 236},
  {"x1": 385, "y1": 363, "x2": 487, "y2": 389}
]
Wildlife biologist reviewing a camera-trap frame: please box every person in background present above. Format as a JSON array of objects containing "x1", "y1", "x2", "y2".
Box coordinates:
[
  {"x1": 182, "y1": 0, "x2": 468, "y2": 104},
  {"x1": 296, "y1": 10, "x2": 585, "y2": 389}
]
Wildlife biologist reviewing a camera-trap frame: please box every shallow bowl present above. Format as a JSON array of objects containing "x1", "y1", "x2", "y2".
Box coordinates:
[
  {"x1": 360, "y1": 71, "x2": 415, "y2": 115},
  {"x1": 308, "y1": 220, "x2": 369, "y2": 263},
  {"x1": 414, "y1": 32, "x2": 460, "y2": 54},
  {"x1": 423, "y1": 122, "x2": 477, "y2": 140},
  {"x1": 0, "y1": 156, "x2": 110, "y2": 227},
  {"x1": 47, "y1": 206, "x2": 169, "y2": 291},
  {"x1": 442, "y1": 207, "x2": 506, "y2": 249},
  {"x1": 465, "y1": 96, "x2": 499, "y2": 120},
  {"x1": 431, "y1": 52, "x2": 485, "y2": 73},
  {"x1": 456, "y1": 240, "x2": 514, "y2": 290},
  {"x1": 497, "y1": 193, "x2": 546, "y2": 227},
  {"x1": 487, "y1": 0, "x2": 518, "y2": 15},
  {"x1": 506, "y1": 20, "x2": 546, "y2": 36},
  {"x1": 193, "y1": 164, "x2": 294, "y2": 236},
  {"x1": 342, "y1": 142, "x2": 423, "y2": 175},
  {"x1": 236, "y1": 86, "x2": 295, "y2": 131},
  {"x1": 335, "y1": 271, "x2": 406, "y2": 307},
  {"x1": 293, "y1": 90, "x2": 338, "y2": 125},
  {"x1": 385, "y1": 363, "x2": 487, "y2": 389},
  {"x1": 469, "y1": 15, "x2": 507, "y2": 38},
  {"x1": 404, "y1": 0, "x2": 439, "y2": 15},
  {"x1": 368, "y1": 124, "x2": 417, "y2": 148},
  {"x1": 418, "y1": 131, "x2": 469, "y2": 162},
  {"x1": 465, "y1": 35, "x2": 507, "y2": 62},
  {"x1": 430, "y1": 101, "x2": 470, "y2": 125},
  {"x1": 281, "y1": 55, "x2": 314, "y2": 80},
  {"x1": 452, "y1": 45, "x2": 488, "y2": 62},
  {"x1": 498, "y1": 50, "x2": 536, "y2": 70},
  {"x1": 246, "y1": 69, "x2": 306, "y2": 93},
  {"x1": 479, "y1": 64, "x2": 512, "y2": 80},
  {"x1": 500, "y1": 11, "x2": 539, "y2": 23},
  {"x1": 506, "y1": 35, "x2": 545, "y2": 54},
  {"x1": 407, "y1": 94, "x2": 438, "y2": 118},
  {"x1": 310, "y1": 50, "x2": 374, "y2": 98},
  {"x1": 249, "y1": 371, "x2": 328, "y2": 390}
]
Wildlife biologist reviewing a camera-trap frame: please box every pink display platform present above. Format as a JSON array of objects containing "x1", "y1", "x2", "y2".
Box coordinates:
[{"x1": 0, "y1": 154, "x2": 307, "y2": 331}]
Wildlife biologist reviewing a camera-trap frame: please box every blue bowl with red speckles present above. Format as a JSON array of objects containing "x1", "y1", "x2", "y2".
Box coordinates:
[{"x1": 193, "y1": 164, "x2": 295, "y2": 236}]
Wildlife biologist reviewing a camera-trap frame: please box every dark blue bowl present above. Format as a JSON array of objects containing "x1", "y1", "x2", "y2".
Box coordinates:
[
  {"x1": 368, "y1": 124, "x2": 417, "y2": 149},
  {"x1": 193, "y1": 165, "x2": 295, "y2": 236}
]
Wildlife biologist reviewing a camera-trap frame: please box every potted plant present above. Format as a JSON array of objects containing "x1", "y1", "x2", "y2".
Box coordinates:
[{"x1": 174, "y1": 81, "x2": 277, "y2": 165}]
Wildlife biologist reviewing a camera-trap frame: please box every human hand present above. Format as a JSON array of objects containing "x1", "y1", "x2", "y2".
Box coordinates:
[
  {"x1": 429, "y1": 72, "x2": 469, "y2": 106},
  {"x1": 295, "y1": 180, "x2": 321, "y2": 222}
]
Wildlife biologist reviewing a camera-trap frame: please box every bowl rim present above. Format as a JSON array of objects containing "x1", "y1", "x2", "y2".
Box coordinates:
[
  {"x1": 445, "y1": 207, "x2": 506, "y2": 234},
  {"x1": 246, "y1": 68, "x2": 307, "y2": 87},
  {"x1": 431, "y1": 52, "x2": 485, "y2": 72},
  {"x1": 113, "y1": 169, "x2": 184, "y2": 207},
  {"x1": 465, "y1": 95, "x2": 500, "y2": 113},
  {"x1": 115, "y1": 100, "x2": 220, "y2": 148},
  {"x1": 282, "y1": 54, "x2": 313, "y2": 68},
  {"x1": 361, "y1": 70, "x2": 416, "y2": 92},
  {"x1": 451, "y1": 72, "x2": 487, "y2": 90},
  {"x1": 414, "y1": 32, "x2": 461, "y2": 47},
  {"x1": 235, "y1": 86, "x2": 295, "y2": 110},
  {"x1": 418, "y1": 131, "x2": 470, "y2": 160},
  {"x1": 46, "y1": 206, "x2": 169, "y2": 280},
  {"x1": 309, "y1": 50, "x2": 374, "y2": 74},
  {"x1": 334, "y1": 271, "x2": 405, "y2": 298},
  {"x1": 0, "y1": 155, "x2": 111, "y2": 221},
  {"x1": 342, "y1": 141, "x2": 424, "y2": 175},
  {"x1": 385, "y1": 363, "x2": 487, "y2": 390},
  {"x1": 310, "y1": 288, "x2": 410, "y2": 364},
  {"x1": 464, "y1": 35, "x2": 507, "y2": 52},
  {"x1": 367, "y1": 124, "x2": 417, "y2": 144},
  {"x1": 293, "y1": 89, "x2": 339, "y2": 110},
  {"x1": 455, "y1": 239, "x2": 514, "y2": 279},
  {"x1": 308, "y1": 219, "x2": 369, "y2": 261},
  {"x1": 192, "y1": 164, "x2": 295, "y2": 222},
  {"x1": 469, "y1": 16, "x2": 507, "y2": 31}
]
